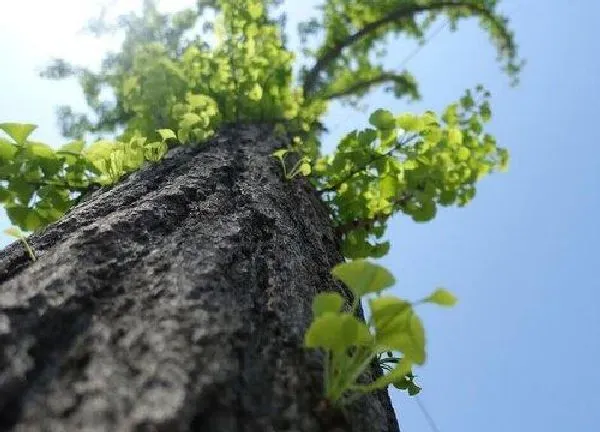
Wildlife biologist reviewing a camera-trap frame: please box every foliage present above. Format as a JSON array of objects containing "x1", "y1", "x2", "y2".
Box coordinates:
[
  {"x1": 3, "y1": 226, "x2": 36, "y2": 261},
  {"x1": 305, "y1": 260, "x2": 456, "y2": 404},
  {"x1": 0, "y1": 122, "x2": 174, "y2": 232},
  {"x1": 272, "y1": 148, "x2": 312, "y2": 179},
  {"x1": 1, "y1": 0, "x2": 520, "y2": 408},
  {"x1": 314, "y1": 86, "x2": 508, "y2": 258},
  {"x1": 41, "y1": 0, "x2": 322, "y2": 150}
]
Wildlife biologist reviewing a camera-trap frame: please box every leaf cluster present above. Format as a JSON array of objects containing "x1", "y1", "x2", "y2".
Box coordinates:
[
  {"x1": 305, "y1": 260, "x2": 456, "y2": 405},
  {"x1": 0, "y1": 122, "x2": 173, "y2": 231},
  {"x1": 311, "y1": 86, "x2": 508, "y2": 258}
]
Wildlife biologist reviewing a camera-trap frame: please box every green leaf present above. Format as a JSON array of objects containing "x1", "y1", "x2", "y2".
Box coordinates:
[
  {"x1": 498, "y1": 148, "x2": 510, "y2": 172},
  {"x1": 479, "y1": 101, "x2": 492, "y2": 122},
  {"x1": 272, "y1": 148, "x2": 288, "y2": 159},
  {"x1": 3, "y1": 226, "x2": 23, "y2": 238},
  {"x1": 299, "y1": 162, "x2": 311, "y2": 176},
  {"x1": 39, "y1": 158, "x2": 63, "y2": 178},
  {"x1": 369, "y1": 109, "x2": 395, "y2": 130},
  {"x1": 397, "y1": 113, "x2": 424, "y2": 132},
  {"x1": 356, "y1": 357, "x2": 412, "y2": 392},
  {"x1": 331, "y1": 260, "x2": 395, "y2": 297},
  {"x1": 0, "y1": 186, "x2": 13, "y2": 203},
  {"x1": 447, "y1": 128, "x2": 462, "y2": 146},
  {"x1": 442, "y1": 104, "x2": 459, "y2": 125},
  {"x1": 247, "y1": 1, "x2": 263, "y2": 18},
  {"x1": 439, "y1": 189, "x2": 457, "y2": 205},
  {"x1": 424, "y1": 288, "x2": 457, "y2": 307},
  {"x1": 411, "y1": 200, "x2": 437, "y2": 223},
  {"x1": 370, "y1": 297, "x2": 411, "y2": 331},
  {"x1": 248, "y1": 83, "x2": 263, "y2": 101},
  {"x1": 9, "y1": 179, "x2": 36, "y2": 205},
  {"x1": 407, "y1": 381, "x2": 421, "y2": 396},
  {"x1": 0, "y1": 138, "x2": 18, "y2": 160},
  {"x1": 27, "y1": 142, "x2": 56, "y2": 160},
  {"x1": 157, "y1": 129, "x2": 177, "y2": 140},
  {"x1": 144, "y1": 141, "x2": 168, "y2": 162},
  {"x1": 6, "y1": 205, "x2": 42, "y2": 231},
  {"x1": 0, "y1": 123, "x2": 37, "y2": 145},
  {"x1": 304, "y1": 312, "x2": 372, "y2": 351},
  {"x1": 59, "y1": 140, "x2": 84, "y2": 154},
  {"x1": 460, "y1": 91, "x2": 475, "y2": 110},
  {"x1": 357, "y1": 128, "x2": 377, "y2": 146},
  {"x1": 403, "y1": 159, "x2": 418, "y2": 170},
  {"x1": 180, "y1": 112, "x2": 202, "y2": 129},
  {"x1": 370, "y1": 297, "x2": 426, "y2": 364},
  {"x1": 457, "y1": 147, "x2": 470, "y2": 161},
  {"x1": 379, "y1": 175, "x2": 398, "y2": 199},
  {"x1": 187, "y1": 93, "x2": 215, "y2": 110},
  {"x1": 312, "y1": 292, "x2": 344, "y2": 317}
]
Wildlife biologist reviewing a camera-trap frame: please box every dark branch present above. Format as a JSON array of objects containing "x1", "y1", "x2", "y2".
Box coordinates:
[
  {"x1": 302, "y1": 0, "x2": 513, "y2": 97},
  {"x1": 320, "y1": 73, "x2": 413, "y2": 102}
]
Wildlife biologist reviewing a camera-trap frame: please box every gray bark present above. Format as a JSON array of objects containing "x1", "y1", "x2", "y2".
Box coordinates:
[{"x1": 0, "y1": 125, "x2": 399, "y2": 432}]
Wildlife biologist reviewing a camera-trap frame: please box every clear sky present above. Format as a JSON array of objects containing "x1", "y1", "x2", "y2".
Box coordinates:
[{"x1": 1, "y1": 1, "x2": 598, "y2": 431}]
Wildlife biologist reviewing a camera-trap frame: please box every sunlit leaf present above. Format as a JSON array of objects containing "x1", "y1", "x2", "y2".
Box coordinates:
[
  {"x1": 305, "y1": 312, "x2": 372, "y2": 351},
  {"x1": 0, "y1": 138, "x2": 17, "y2": 160},
  {"x1": 248, "y1": 83, "x2": 263, "y2": 101},
  {"x1": 424, "y1": 288, "x2": 457, "y2": 307},
  {"x1": 331, "y1": 260, "x2": 395, "y2": 297},
  {"x1": 157, "y1": 129, "x2": 177, "y2": 140},
  {"x1": 447, "y1": 128, "x2": 462, "y2": 146},
  {"x1": 272, "y1": 149, "x2": 288, "y2": 159},
  {"x1": 396, "y1": 113, "x2": 424, "y2": 132},
  {"x1": 312, "y1": 292, "x2": 344, "y2": 317},
  {"x1": 370, "y1": 297, "x2": 426, "y2": 364},
  {"x1": 369, "y1": 109, "x2": 395, "y2": 130},
  {"x1": 299, "y1": 162, "x2": 311, "y2": 176},
  {"x1": 3, "y1": 226, "x2": 23, "y2": 238},
  {"x1": 0, "y1": 123, "x2": 37, "y2": 145},
  {"x1": 59, "y1": 140, "x2": 84, "y2": 154}
]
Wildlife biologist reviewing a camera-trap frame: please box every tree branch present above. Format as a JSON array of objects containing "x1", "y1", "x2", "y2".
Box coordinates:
[
  {"x1": 302, "y1": 0, "x2": 512, "y2": 97},
  {"x1": 320, "y1": 73, "x2": 414, "y2": 102}
]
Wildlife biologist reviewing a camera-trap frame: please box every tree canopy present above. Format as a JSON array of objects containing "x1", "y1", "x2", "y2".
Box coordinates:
[{"x1": 1, "y1": 0, "x2": 520, "y2": 244}]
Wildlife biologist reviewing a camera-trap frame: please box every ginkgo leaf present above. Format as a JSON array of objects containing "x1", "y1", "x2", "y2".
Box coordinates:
[
  {"x1": 3, "y1": 226, "x2": 23, "y2": 238},
  {"x1": 331, "y1": 260, "x2": 395, "y2": 297},
  {"x1": 298, "y1": 163, "x2": 311, "y2": 176},
  {"x1": 312, "y1": 292, "x2": 344, "y2": 317},
  {"x1": 157, "y1": 129, "x2": 177, "y2": 140},
  {"x1": 0, "y1": 123, "x2": 37, "y2": 145},
  {"x1": 369, "y1": 109, "x2": 395, "y2": 130},
  {"x1": 448, "y1": 128, "x2": 463, "y2": 146},
  {"x1": 248, "y1": 83, "x2": 263, "y2": 101},
  {"x1": 304, "y1": 312, "x2": 372, "y2": 351},
  {"x1": 396, "y1": 113, "x2": 424, "y2": 132},
  {"x1": 424, "y1": 288, "x2": 458, "y2": 307},
  {"x1": 0, "y1": 138, "x2": 17, "y2": 160}
]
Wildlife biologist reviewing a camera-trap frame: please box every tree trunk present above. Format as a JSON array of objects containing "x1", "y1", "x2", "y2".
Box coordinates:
[{"x1": 0, "y1": 125, "x2": 399, "y2": 432}]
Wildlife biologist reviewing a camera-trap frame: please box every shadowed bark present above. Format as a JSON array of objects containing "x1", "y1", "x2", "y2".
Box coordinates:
[{"x1": 0, "y1": 125, "x2": 399, "y2": 432}]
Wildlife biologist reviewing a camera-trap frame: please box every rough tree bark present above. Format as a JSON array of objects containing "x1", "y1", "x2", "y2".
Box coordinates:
[{"x1": 0, "y1": 125, "x2": 399, "y2": 432}]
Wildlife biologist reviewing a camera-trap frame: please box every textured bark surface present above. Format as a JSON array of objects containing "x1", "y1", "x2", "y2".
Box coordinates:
[{"x1": 0, "y1": 125, "x2": 399, "y2": 432}]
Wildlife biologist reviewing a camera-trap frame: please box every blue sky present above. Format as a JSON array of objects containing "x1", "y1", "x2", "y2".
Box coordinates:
[{"x1": 1, "y1": 1, "x2": 598, "y2": 431}]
